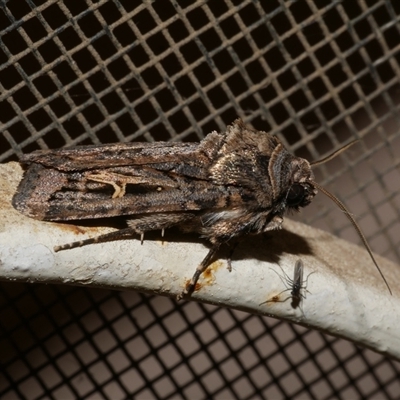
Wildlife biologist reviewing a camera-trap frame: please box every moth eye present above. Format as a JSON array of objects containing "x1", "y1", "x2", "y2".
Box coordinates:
[{"x1": 286, "y1": 184, "x2": 305, "y2": 207}]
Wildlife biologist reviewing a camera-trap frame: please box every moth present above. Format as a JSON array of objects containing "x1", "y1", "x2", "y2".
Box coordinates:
[
  {"x1": 12, "y1": 119, "x2": 391, "y2": 299},
  {"x1": 260, "y1": 259, "x2": 314, "y2": 313}
]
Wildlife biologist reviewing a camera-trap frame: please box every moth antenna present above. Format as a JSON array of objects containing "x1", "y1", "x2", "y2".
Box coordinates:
[
  {"x1": 311, "y1": 180, "x2": 392, "y2": 295},
  {"x1": 310, "y1": 140, "x2": 358, "y2": 166}
]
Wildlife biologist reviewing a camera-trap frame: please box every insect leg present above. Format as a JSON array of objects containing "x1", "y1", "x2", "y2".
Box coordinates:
[
  {"x1": 226, "y1": 239, "x2": 240, "y2": 272},
  {"x1": 55, "y1": 213, "x2": 196, "y2": 252},
  {"x1": 54, "y1": 227, "x2": 137, "y2": 252},
  {"x1": 177, "y1": 243, "x2": 221, "y2": 300}
]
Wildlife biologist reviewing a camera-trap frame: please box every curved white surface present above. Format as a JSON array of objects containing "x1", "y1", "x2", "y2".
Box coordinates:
[{"x1": 1, "y1": 162, "x2": 400, "y2": 360}]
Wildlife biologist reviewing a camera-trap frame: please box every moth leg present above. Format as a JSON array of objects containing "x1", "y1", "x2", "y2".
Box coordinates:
[
  {"x1": 54, "y1": 227, "x2": 137, "y2": 252},
  {"x1": 265, "y1": 215, "x2": 283, "y2": 231},
  {"x1": 177, "y1": 243, "x2": 221, "y2": 301},
  {"x1": 226, "y1": 239, "x2": 240, "y2": 272},
  {"x1": 126, "y1": 213, "x2": 195, "y2": 236},
  {"x1": 55, "y1": 213, "x2": 196, "y2": 252}
]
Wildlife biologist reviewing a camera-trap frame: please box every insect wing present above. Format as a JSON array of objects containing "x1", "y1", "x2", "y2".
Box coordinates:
[
  {"x1": 20, "y1": 142, "x2": 203, "y2": 173},
  {"x1": 12, "y1": 133, "x2": 245, "y2": 221},
  {"x1": 292, "y1": 259, "x2": 304, "y2": 296}
]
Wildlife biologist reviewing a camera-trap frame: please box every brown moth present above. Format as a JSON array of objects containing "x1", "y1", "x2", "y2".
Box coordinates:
[{"x1": 12, "y1": 119, "x2": 391, "y2": 299}]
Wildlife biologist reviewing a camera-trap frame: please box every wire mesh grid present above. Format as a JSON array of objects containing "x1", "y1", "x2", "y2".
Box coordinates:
[{"x1": 1, "y1": 0, "x2": 400, "y2": 398}]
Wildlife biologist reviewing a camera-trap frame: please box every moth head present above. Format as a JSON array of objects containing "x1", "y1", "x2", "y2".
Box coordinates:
[
  {"x1": 284, "y1": 141, "x2": 356, "y2": 212},
  {"x1": 269, "y1": 143, "x2": 317, "y2": 211},
  {"x1": 285, "y1": 158, "x2": 318, "y2": 210}
]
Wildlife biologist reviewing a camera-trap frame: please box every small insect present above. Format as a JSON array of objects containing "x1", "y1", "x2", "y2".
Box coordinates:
[
  {"x1": 290, "y1": 259, "x2": 309, "y2": 307},
  {"x1": 260, "y1": 259, "x2": 314, "y2": 313},
  {"x1": 12, "y1": 119, "x2": 391, "y2": 299}
]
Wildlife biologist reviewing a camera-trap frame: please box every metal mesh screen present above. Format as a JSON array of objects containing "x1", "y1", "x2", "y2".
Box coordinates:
[{"x1": 1, "y1": 0, "x2": 400, "y2": 398}]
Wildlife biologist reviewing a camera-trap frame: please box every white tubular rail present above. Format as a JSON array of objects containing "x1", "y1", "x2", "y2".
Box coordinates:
[{"x1": 1, "y1": 162, "x2": 400, "y2": 360}]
